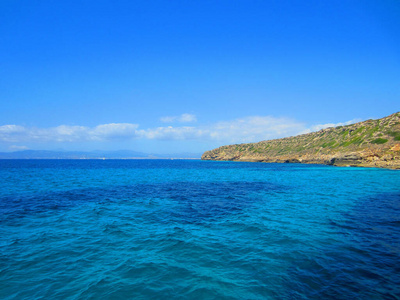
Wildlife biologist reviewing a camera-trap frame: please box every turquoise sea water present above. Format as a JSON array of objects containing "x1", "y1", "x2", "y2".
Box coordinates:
[{"x1": 0, "y1": 159, "x2": 399, "y2": 299}]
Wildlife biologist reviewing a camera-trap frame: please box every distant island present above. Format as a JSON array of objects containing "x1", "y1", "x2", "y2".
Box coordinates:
[
  {"x1": 202, "y1": 112, "x2": 400, "y2": 169},
  {"x1": 0, "y1": 150, "x2": 202, "y2": 160}
]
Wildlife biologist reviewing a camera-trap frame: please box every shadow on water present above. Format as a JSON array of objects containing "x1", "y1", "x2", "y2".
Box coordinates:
[
  {"x1": 0, "y1": 158, "x2": 289, "y2": 170},
  {"x1": 0, "y1": 181, "x2": 285, "y2": 224},
  {"x1": 282, "y1": 191, "x2": 400, "y2": 299}
]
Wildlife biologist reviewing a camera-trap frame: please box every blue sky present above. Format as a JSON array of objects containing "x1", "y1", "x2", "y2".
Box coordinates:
[{"x1": 1, "y1": 0, "x2": 399, "y2": 154}]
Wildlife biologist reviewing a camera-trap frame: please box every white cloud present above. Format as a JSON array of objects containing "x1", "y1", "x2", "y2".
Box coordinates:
[
  {"x1": 0, "y1": 125, "x2": 27, "y2": 142},
  {"x1": 51, "y1": 125, "x2": 88, "y2": 142},
  {"x1": 0, "y1": 123, "x2": 140, "y2": 143},
  {"x1": 301, "y1": 119, "x2": 361, "y2": 134},
  {"x1": 0, "y1": 116, "x2": 362, "y2": 146},
  {"x1": 159, "y1": 116, "x2": 175, "y2": 123},
  {"x1": 180, "y1": 113, "x2": 197, "y2": 123},
  {"x1": 206, "y1": 116, "x2": 305, "y2": 143},
  {"x1": 91, "y1": 123, "x2": 139, "y2": 140},
  {"x1": 160, "y1": 113, "x2": 197, "y2": 123},
  {"x1": 138, "y1": 126, "x2": 204, "y2": 140},
  {"x1": 0, "y1": 125, "x2": 25, "y2": 133},
  {"x1": 9, "y1": 145, "x2": 29, "y2": 151},
  {"x1": 140, "y1": 115, "x2": 305, "y2": 143}
]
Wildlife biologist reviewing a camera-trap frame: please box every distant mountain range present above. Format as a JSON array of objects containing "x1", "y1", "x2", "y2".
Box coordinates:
[
  {"x1": 0, "y1": 150, "x2": 201, "y2": 159},
  {"x1": 202, "y1": 112, "x2": 400, "y2": 169}
]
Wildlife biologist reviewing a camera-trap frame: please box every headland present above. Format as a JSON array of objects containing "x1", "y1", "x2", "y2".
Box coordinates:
[{"x1": 202, "y1": 112, "x2": 400, "y2": 169}]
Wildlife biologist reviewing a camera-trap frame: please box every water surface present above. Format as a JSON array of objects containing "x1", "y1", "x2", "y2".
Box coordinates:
[{"x1": 0, "y1": 160, "x2": 399, "y2": 299}]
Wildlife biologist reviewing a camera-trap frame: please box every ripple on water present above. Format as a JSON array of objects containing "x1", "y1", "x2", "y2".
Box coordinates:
[{"x1": 0, "y1": 160, "x2": 399, "y2": 299}]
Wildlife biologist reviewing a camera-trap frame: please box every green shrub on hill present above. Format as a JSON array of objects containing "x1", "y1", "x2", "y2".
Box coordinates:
[{"x1": 371, "y1": 138, "x2": 388, "y2": 144}]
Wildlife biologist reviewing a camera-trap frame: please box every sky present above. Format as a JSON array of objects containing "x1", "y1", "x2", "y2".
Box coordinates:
[{"x1": 0, "y1": 0, "x2": 399, "y2": 155}]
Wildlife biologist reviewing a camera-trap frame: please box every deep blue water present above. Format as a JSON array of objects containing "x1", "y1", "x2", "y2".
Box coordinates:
[{"x1": 0, "y1": 159, "x2": 399, "y2": 299}]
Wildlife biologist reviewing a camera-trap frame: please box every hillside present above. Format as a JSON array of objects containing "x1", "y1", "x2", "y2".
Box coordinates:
[{"x1": 201, "y1": 112, "x2": 400, "y2": 169}]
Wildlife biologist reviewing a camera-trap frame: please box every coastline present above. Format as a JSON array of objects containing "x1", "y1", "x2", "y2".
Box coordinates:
[
  {"x1": 201, "y1": 112, "x2": 400, "y2": 170},
  {"x1": 201, "y1": 156, "x2": 400, "y2": 170}
]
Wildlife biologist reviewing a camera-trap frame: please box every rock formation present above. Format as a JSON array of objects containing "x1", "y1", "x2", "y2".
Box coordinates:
[{"x1": 202, "y1": 112, "x2": 400, "y2": 169}]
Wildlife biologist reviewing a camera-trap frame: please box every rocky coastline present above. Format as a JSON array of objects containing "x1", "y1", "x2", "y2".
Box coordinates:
[{"x1": 202, "y1": 112, "x2": 400, "y2": 169}]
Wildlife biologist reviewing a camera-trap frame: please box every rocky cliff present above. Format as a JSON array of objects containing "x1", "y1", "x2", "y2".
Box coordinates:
[{"x1": 202, "y1": 112, "x2": 400, "y2": 169}]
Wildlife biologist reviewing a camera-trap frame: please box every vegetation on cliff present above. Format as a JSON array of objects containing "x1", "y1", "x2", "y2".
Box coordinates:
[{"x1": 202, "y1": 112, "x2": 400, "y2": 169}]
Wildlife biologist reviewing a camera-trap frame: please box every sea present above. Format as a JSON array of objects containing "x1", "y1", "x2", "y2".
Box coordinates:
[{"x1": 0, "y1": 159, "x2": 399, "y2": 299}]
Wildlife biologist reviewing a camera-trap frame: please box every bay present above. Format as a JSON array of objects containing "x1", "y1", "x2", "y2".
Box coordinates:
[{"x1": 0, "y1": 159, "x2": 399, "y2": 299}]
